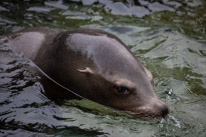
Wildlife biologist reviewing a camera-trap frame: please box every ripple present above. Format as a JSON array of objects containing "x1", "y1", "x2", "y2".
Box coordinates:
[
  {"x1": 0, "y1": 0, "x2": 206, "y2": 136},
  {"x1": 27, "y1": 7, "x2": 52, "y2": 13}
]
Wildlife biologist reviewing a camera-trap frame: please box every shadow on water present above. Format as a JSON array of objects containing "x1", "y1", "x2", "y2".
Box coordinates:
[{"x1": 0, "y1": 0, "x2": 206, "y2": 137}]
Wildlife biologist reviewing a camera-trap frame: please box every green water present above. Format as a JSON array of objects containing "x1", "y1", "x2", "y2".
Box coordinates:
[{"x1": 0, "y1": 0, "x2": 206, "y2": 137}]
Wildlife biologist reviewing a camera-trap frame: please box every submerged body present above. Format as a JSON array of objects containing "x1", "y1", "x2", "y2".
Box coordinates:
[{"x1": 1, "y1": 27, "x2": 169, "y2": 118}]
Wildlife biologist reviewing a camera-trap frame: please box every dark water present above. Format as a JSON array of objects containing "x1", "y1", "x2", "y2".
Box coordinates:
[{"x1": 0, "y1": 0, "x2": 206, "y2": 136}]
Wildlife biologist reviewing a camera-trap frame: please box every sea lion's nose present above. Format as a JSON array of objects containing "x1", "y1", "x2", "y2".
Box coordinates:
[{"x1": 161, "y1": 104, "x2": 169, "y2": 117}]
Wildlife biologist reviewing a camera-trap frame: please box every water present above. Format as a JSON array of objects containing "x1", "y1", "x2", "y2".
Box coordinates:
[{"x1": 0, "y1": 0, "x2": 206, "y2": 136}]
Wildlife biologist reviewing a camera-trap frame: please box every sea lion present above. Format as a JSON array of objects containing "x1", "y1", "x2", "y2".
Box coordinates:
[{"x1": 1, "y1": 27, "x2": 169, "y2": 118}]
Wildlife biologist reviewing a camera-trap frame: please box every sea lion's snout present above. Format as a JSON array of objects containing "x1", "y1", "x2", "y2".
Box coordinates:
[
  {"x1": 126, "y1": 101, "x2": 169, "y2": 118},
  {"x1": 160, "y1": 104, "x2": 169, "y2": 117},
  {"x1": 124, "y1": 98, "x2": 169, "y2": 118},
  {"x1": 148, "y1": 100, "x2": 170, "y2": 118}
]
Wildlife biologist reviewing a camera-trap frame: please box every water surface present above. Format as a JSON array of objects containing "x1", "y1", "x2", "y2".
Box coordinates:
[{"x1": 0, "y1": 0, "x2": 206, "y2": 137}]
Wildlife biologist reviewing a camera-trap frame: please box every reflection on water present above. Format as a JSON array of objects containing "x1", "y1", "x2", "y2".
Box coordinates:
[{"x1": 0, "y1": 0, "x2": 206, "y2": 136}]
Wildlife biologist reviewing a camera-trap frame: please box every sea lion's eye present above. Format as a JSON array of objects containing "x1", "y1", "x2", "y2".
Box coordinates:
[{"x1": 115, "y1": 86, "x2": 131, "y2": 94}]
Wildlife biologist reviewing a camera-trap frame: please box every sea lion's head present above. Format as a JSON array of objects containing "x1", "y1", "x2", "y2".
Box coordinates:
[{"x1": 53, "y1": 29, "x2": 169, "y2": 118}]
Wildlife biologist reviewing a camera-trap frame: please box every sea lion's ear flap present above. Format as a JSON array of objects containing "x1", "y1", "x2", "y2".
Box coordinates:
[
  {"x1": 143, "y1": 66, "x2": 153, "y2": 82},
  {"x1": 77, "y1": 67, "x2": 94, "y2": 74}
]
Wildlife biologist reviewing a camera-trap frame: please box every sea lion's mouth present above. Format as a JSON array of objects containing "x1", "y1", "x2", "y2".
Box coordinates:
[
  {"x1": 125, "y1": 110, "x2": 167, "y2": 119},
  {"x1": 124, "y1": 105, "x2": 169, "y2": 119},
  {"x1": 124, "y1": 110, "x2": 159, "y2": 119}
]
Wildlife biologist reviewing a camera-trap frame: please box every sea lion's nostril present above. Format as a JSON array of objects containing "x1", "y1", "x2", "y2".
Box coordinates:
[{"x1": 161, "y1": 105, "x2": 169, "y2": 117}]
